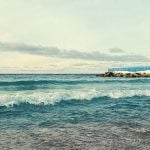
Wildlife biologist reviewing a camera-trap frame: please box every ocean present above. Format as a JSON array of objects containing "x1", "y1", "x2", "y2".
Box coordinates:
[{"x1": 0, "y1": 74, "x2": 150, "y2": 149}]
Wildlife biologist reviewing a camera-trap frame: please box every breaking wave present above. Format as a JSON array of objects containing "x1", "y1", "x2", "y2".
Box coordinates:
[
  {"x1": 0, "y1": 75, "x2": 150, "y2": 107},
  {"x1": 0, "y1": 88, "x2": 150, "y2": 107}
]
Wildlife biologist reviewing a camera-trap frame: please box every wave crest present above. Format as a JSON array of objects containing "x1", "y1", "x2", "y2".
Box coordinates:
[{"x1": 0, "y1": 88, "x2": 150, "y2": 107}]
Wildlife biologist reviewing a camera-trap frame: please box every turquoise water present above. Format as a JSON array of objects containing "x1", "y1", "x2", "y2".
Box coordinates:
[{"x1": 0, "y1": 74, "x2": 150, "y2": 149}]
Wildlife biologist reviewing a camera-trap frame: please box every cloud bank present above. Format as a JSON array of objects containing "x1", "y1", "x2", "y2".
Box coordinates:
[{"x1": 0, "y1": 42, "x2": 148, "y2": 62}]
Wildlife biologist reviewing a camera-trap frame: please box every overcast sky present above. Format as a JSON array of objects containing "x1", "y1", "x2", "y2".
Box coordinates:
[{"x1": 0, "y1": 0, "x2": 150, "y2": 73}]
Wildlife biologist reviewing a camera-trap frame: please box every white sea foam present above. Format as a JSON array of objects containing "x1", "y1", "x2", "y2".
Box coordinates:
[{"x1": 0, "y1": 88, "x2": 150, "y2": 107}]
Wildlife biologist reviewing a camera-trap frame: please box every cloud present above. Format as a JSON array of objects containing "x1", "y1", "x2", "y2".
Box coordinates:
[
  {"x1": 109, "y1": 48, "x2": 125, "y2": 53},
  {"x1": 0, "y1": 42, "x2": 148, "y2": 62}
]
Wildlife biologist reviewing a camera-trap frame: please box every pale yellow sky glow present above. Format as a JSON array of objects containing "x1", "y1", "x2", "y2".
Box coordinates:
[
  {"x1": 0, "y1": 50, "x2": 149, "y2": 73},
  {"x1": 0, "y1": 51, "x2": 113, "y2": 73}
]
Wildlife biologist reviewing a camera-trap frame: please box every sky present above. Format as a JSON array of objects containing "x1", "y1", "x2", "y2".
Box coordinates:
[{"x1": 0, "y1": 0, "x2": 150, "y2": 73}]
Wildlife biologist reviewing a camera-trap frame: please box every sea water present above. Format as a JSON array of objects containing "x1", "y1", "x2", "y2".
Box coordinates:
[{"x1": 0, "y1": 74, "x2": 150, "y2": 149}]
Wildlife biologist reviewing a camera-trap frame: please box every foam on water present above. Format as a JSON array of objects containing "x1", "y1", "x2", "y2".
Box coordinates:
[
  {"x1": 0, "y1": 74, "x2": 150, "y2": 107},
  {"x1": 0, "y1": 88, "x2": 150, "y2": 107}
]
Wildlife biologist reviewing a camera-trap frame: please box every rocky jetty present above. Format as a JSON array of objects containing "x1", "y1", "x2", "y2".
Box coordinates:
[{"x1": 96, "y1": 72, "x2": 150, "y2": 78}]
